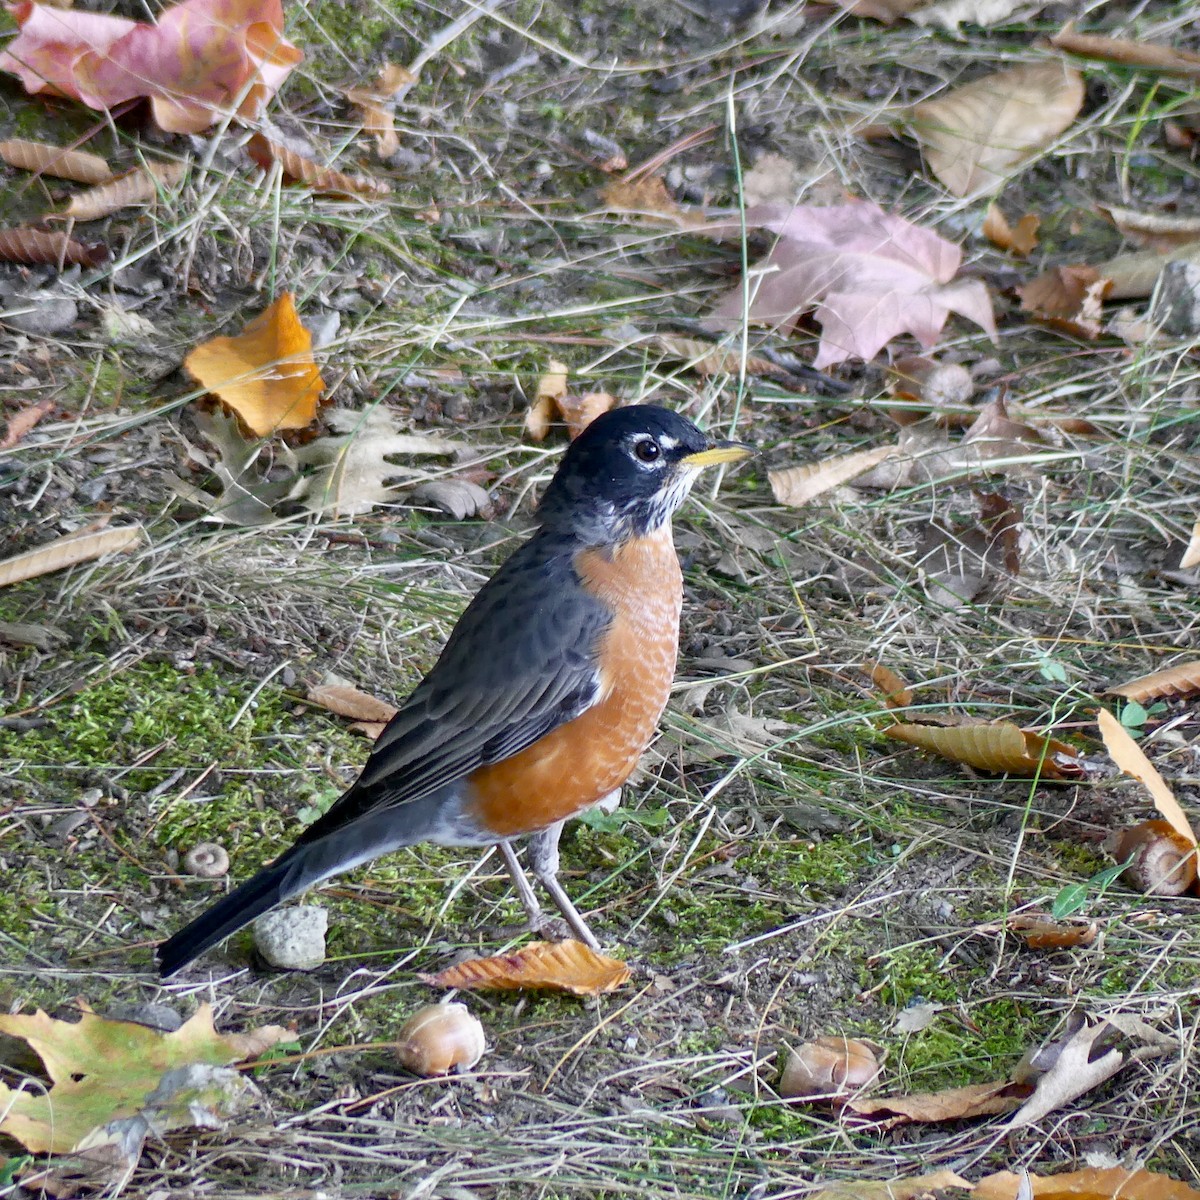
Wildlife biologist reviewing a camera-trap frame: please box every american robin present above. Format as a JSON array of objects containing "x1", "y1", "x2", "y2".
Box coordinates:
[{"x1": 157, "y1": 405, "x2": 752, "y2": 977}]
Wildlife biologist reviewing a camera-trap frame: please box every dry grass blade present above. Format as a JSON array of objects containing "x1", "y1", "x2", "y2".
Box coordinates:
[
  {"x1": 0, "y1": 139, "x2": 112, "y2": 183},
  {"x1": 0, "y1": 526, "x2": 142, "y2": 588},
  {"x1": 770, "y1": 446, "x2": 895, "y2": 507},
  {"x1": 247, "y1": 134, "x2": 390, "y2": 198},
  {"x1": 1050, "y1": 24, "x2": 1200, "y2": 77},
  {"x1": 911, "y1": 62, "x2": 1084, "y2": 196},
  {"x1": 1110, "y1": 661, "x2": 1200, "y2": 703},
  {"x1": 0, "y1": 225, "x2": 107, "y2": 267},
  {"x1": 60, "y1": 160, "x2": 186, "y2": 221},
  {"x1": 420, "y1": 940, "x2": 631, "y2": 996},
  {"x1": 885, "y1": 720, "x2": 1080, "y2": 778},
  {"x1": 1097, "y1": 708, "x2": 1197, "y2": 845}
]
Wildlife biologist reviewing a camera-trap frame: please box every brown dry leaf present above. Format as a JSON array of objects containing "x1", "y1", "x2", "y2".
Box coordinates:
[
  {"x1": 865, "y1": 661, "x2": 914, "y2": 709},
  {"x1": 654, "y1": 334, "x2": 779, "y2": 378},
  {"x1": 0, "y1": 398, "x2": 54, "y2": 450},
  {"x1": 0, "y1": 526, "x2": 142, "y2": 589},
  {"x1": 344, "y1": 62, "x2": 414, "y2": 157},
  {"x1": 421, "y1": 940, "x2": 631, "y2": 996},
  {"x1": 770, "y1": 446, "x2": 896, "y2": 507},
  {"x1": 847, "y1": 1078, "x2": 1030, "y2": 1123},
  {"x1": 525, "y1": 359, "x2": 570, "y2": 441},
  {"x1": 184, "y1": 293, "x2": 325, "y2": 437},
  {"x1": 975, "y1": 1166, "x2": 1200, "y2": 1200},
  {"x1": 885, "y1": 720, "x2": 1080, "y2": 779},
  {"x1": 1097, "y1": 707, "x2": 1197, "y2": 845},
  {"x1": 1182, "y1": 518, "x2": 1200, "y2": 569},
  {"x1": 1050, "y1": 24, "x2": 1200, "y2": 78},
  {"x1": 983, "y1": 204, "x2": 1040, "y2": 255},
  {"x1": 0, "y1": 139, "x2": 112, "y2": 183},
  {"x1": 779, "y1": 1037, "x2": 881, "y2": 1100},
  {"x1": 247, "y1": 133, "x2": 389, "y2": 198},
  {"x1": 1109, "y1": 820, "x2": 1198, "y2": 896},
  {"x1": 1008, "y1": 913, "x2": 1097, "y2": 949},
  {"x1": 912, "y1": 63, "x2": 1084, "y2": 197},
  {"x1": 1110, "y1": 661, "x2": 1200, "y2": 703},
  {"x1": 908, "y1": 0, "x2": 1028, "y2": 30},
  {"x1": 60, "y1": 159, "x2": 186, "y2": 221},
  {"x1": 1018, "y1": 264, "x2": 1111, "y2": 337},
  {"x1": 1098, "y1": 243, "x2": 1200, "y2": 301},
  {"x1": 307, "y1": 674, "x2": 399, "y2": 727},
  {"x1": 600, "y1": 175, "x2": 695, "y2": 226},
  {"x1": 558, "y1": 393, "x2": 618, "y2": 440},
  {"x1": 1098, "y1": 206, "x2": 1200, "y2": 252},
  {"x1": 0, "y1": 225, "x2": 108, "y2": 267},
  {"x1": 810, "y1": 1173, "x2": 973, "y2": 1200}
]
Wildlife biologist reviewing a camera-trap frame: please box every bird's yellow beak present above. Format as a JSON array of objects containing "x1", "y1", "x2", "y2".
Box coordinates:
[{"x1": 681, "y1": 441, "x2": 755, "y2": 468}]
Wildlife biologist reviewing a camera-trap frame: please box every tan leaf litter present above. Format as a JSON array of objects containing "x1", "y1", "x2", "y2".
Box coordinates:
[
  {"x1": 525, "y1": 359, "x2": 570, "y2": 441},
  {"x1": 344, "y1": 62, "x2": 414, "y2": 158},
  {"x1": 974, "y1": 1166, "x2": 1200, "y2": 1200},
  {"x1": 1182, "y1": 518, "x2": 1200, "y2": 569},
  {"x1": 770, "y1": 446, "x2": 897, "y2": 507},
  {"x1": 983, "y1": 203, "x2": 1041, "y2": 255},
  {"x1": 911, "y1": 62, "x2": 1084, "y2": 197},
  {"x1": 247, "y1": 133, "x2": 389, "y2": 198},
  {"x1": 1050, "y1": 24, "x2": 1200, "y2": 78},
  {"x1": 421, "y1": 939, "x2": 631, "y2": 996},
  {"x1": 0, "y1": 525, "x2": 142, "y2": 588},
  {"x1": 0, "y1": 225, "x2": 107, "y2": 267},
  {"x1": 1108, "y1": 820, "x2": 1197, "y2": 896},
  {"x1": 1007, "y1": 913, "x2": 1097, "y2": 949},
  {"x1": 184, "y1": 293, "x2": 326, "y2": 437},
  {"x1": 1019, "y1": 264, "x2": 1111, "y2": 337},
  {"x1": 60, "y1": 159, "x2": 186, "y2": 221},
  {"x1": 0, "y1": 138, "x2": 112, "y2": 183},
  {"x1": 885, "y1": 720, "x2": 1080, "y2": 779},
  {"x1": 1110, "y1": 661, "x2": 1200, "y2": 703},
  {"x1": 1098, "y1": 205, "x2": 1200, "y2": 251},
  {"x1": 847, "y1": 1078, "x2": 1030, "y2": 1123}
]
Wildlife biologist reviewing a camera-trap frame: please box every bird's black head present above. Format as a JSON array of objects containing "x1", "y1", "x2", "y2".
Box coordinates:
[{"x1": 536, "y1": 405, "x2": 752, "y2": 544}]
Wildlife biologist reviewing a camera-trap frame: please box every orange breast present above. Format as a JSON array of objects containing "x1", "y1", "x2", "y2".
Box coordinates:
[{"x1": 466, "y1": 526, "x2": 683, "y2": 837}]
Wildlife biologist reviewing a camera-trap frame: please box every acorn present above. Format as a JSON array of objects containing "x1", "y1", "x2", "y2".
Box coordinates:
[
  {"x1": 779, "y1": 1036, "x2": 880, "y2": 1101},
  {"x1": 394, "y1": 1003, "x2": 486, "y2": 1077},
  {"x1": 1109, "y1": 820, "x2": 1197, "y2": 896}
]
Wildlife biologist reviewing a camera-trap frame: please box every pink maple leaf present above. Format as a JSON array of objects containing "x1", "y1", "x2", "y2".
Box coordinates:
[
  {"x1": 0, "y1": 0, "x2": 302, "y2": 134},
  {"x1": 708, "y1": 200, "x2": 996, "y2": 369}
]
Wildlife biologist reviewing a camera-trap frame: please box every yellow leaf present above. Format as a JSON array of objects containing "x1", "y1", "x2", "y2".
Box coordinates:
[
  {"x1": 886, "y1": 720, "x2": 1079, "y2": 779},
  {"x1": 421, "y1": 939, "x2": 631, "y2": 996},
  {"x1": 974, "y1": 1166, "x2": 1200, "y2": 1200},
  {"x1": 1097, "y1": 708, "x2": 1197, "y2": 845},
  {"x1": 1110, "y1": 660, "x2": 1200, "y2": 703},
  {"x1": 184, "y1": 293, "x2": 325, "y2": 436},
  {"x1": 912, "y1": 63, "x2": 1084, "y2": 196}
]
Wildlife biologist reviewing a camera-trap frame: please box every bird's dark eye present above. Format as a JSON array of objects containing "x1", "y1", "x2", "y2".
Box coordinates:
[{"x1": 633, "y1": 438, "x2": 661, "y2": 463}]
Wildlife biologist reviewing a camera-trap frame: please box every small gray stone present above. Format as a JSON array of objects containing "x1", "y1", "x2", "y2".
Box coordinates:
[
  {"x1": 108, "y1": 1001, "x2": 183, "y2": 1032},
  {"x1": 253, "y1": 906, "x2": 328, "y2": 970},
  {"x1": 1151, "y1": 260, "x2": 1200, "y2": 337},
  {"x1": 0, "y1": 287, "x2": 78, "y2": 336}
]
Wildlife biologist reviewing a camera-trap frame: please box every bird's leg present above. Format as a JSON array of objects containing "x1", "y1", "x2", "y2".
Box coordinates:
[
  {"x1": 527, "y1": 822, "x2": 601, "y2": 951},
  {"x1": 497, "y1": 840, "x2": 542, "y2": 922}
]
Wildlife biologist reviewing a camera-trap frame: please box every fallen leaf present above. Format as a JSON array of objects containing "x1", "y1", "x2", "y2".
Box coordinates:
[
  {"x1": 409, "y1": 478, "x2": 495, "y2": 521},
  {"x1": 847, "y1": 1078, "x2": 1030, "y2": 1123},
  {"x1": 0, "y1": 525, "x2": 142, "y2": 588},
  {"x1": 770, "y1": 446, "x2": 897, "y2": 506},
  {"x1": 1108, "y1": 820, "x2": 1198, "y2": 896},
  {"x1": 974, "y1": 1166, "x2": 1200, "y2": 1200},
  {"x1": 421, "y1": 940, "x2": 631, "y2": 996},
  {"x1": 0, "y1": 138, "x2": 112, "y2": 183},
  {"x1": 247, "y1": 133, "x2": 389, "y2": 198},
  {"x1": 601, "y1": 175, "x2": 695, "y2": 226},
  {"x1": 864, "y1": 661, "x2": 913, "y2": 708},
  {"x1": 706, "y1": 200, "x2": 996, "y2": 368},
  {"x1": 184, "y1": 293, "x2": 326, "y2": 437},
  {"x1": 983, "y1": 204, "x2": 1041, "y2": 255},
  {"x1": 558, "y1": 392, "x2": 619, "y2": 440},
  {"x1": 809, "y1": 1172, "x2": 974, "y2": 1200},
  {"x1": 306, "y1": 674, "x2": 399, "y2": 726},
  {"x1": 1098, "y1": 243, "x2": 1200, "y2": 300},
  {"x1": 1008, "y1": 913, "x2": 1097, "y2": 949},
  {"x1": 1018, "y1": 264, "x2": 1111, "y2": 338},
  {"x1": 1110, "y1": 661, "x2": 1200, "y2": 703},
  {"x1": 827, "y1": 0, "x2": 925, "y2": 21},
  {"x1": 0, "y1": 225, "x2": 108, "y2": 268},
  {"x1": 344, "y1": 62, "x2": 414, "y2": 158},
  {"x1": 911, "y1": 63, "x2": 1084, "y2": 197},
  {"x1": 1182, "y1": 519, "x2": 1200, "y2": 569},
  {"x1": 1098, "y1": 206, "x2": 1200, "y2": 252},
  {"x1": 0, "y1": 1003, "x2": 289, "y2": 1154},
  {"x1": 293, "y1": 407, "x2": 462, "y2": 517},
  {"x1": 1007, "y1": 1018, "x2": 1124, "y2": 1129},
  {"x1": 524, "y1": 359, "x2": 570, "y2": 441},
  {"x1": 0, "y1": 397, "x2": 55, "y2": 450},
  {"x1": 885, "y1": 720, "x2": 1080, "y2": 779},
  {"x1": 1050, "y1": 24, "x2": 1200, "y2": 78},
  {"x1": 60, "y1": 159, "x2": 186, "y2": 221},
  {"x1": 654, "y1": 334, "x2": 780, "y2": 378},
  {"x1": 0, "y1": 0, "x2": 302, "y2": 134},
  {"x1": 1097, "y1": 708, "x2": 1197, "y2": 845},
  {"x1": 909, "y1": 0, "x2": 1030, "y2": 30},
  {"x1": 779, "y1": 1037, "x2": 881, "y2": 1100}
]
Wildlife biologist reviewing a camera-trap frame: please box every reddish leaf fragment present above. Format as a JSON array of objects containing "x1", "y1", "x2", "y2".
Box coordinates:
[
  {"x1": 0, "y1": 399, "x2": 54, "y2": 450},
  {"x1": 0, "y1": 226, "x2": 107, "y2": 268},
  {"x1": 1110, "y1": 661, "x2": 1200, "y2": 703},
  {"x1": 982, "y1": 204, "x2": 1040, "y2": 255},
  {"x1": 248, "y1": 134, "x2": 390, "y2": 198},
  {"x1": 1008, "y1": 914, "x2": 1097, "y2": 949},
  {"x1": 421, "y1": 940, "x2": 631, "y2": 996},
  {"x1": 779, "y1": 1037, "x2": 881, "y2": 1100}
]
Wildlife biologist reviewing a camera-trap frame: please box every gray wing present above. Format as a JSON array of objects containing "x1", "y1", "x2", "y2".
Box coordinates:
[{"x1": 295, "y1": 530, "x2": 610, "y2": 844}]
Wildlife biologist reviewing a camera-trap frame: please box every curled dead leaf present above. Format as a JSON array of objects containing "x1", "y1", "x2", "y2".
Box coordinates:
[
  {"x1": 0, "y1": 139, "x2": 112, "y2": 183},
  {"x1": 60, "y1": 159, "x2": 187, "y2": 221},
  {"x1": 344, "y1": 62, "x2": 414, "y2": 158},
  {"x1": 1050, "y1": 24, "x2": 1200, "y2": 79},
  {"x1": 885, "y1": 720, "x2": 1080, "y2": 779},
  {"x1": 184, "y1": 293, "x2": 325, "y2": 437},
  {"x1": 247, "y1": 133, "x2": 389, "y2": 198},
  {"x1": 769, "y1": 445, "x2": 896, "y2": 507},
  {"x1": 974, "y1": 1166, "x2": 1200, "y2": 1200},
  {"x1": 0, "y1": 225, "x2": 108, "y2": 268},
  {"x1": 306, "y1": 675, "x2": 399, "y2": 725},
  {"x1": 778, "y1": 1036, "x2": 881, "y2": 1100},
  {"x1": 421, "y1": 939, "x2": 631, "y2": 996},
  {"x1": 1098, "y1": 205, "x2": 1200, "y2": 252},
  {"x1": 1019, "y1": 265, "x2": 1111, "y2": 338},
  {"x1": 1182, "y1": 519, "x2": 1200, "y2": 570},
  {"x1": 1108, "y1": 820, "x2": 1198, "y2": 896},
  {"x1": 864, "y1": 661, "x2": 913, "y2": 709},
  {"x1": 1007, "y1": 913, "x2": 1097, "y2": 950},
  {"x1": 0, "y1": 525, "x2": 143, "y2": 588},
  {"x1": 1109, "y1": 661, "x2": 1200, "y2": 703},
  {"x1": 525, "y1": 359, "x2": 570, "y2": 441},
  {"x1": 982, "y1": 204, "x2": 1040, "y2": 255},
  {"x1": 846, "y1": 1078, "x2": 1030, "y2": 1123}
]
